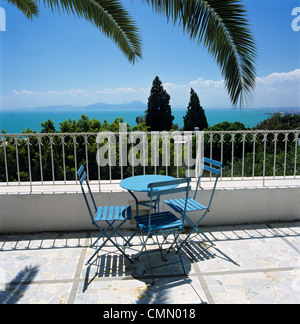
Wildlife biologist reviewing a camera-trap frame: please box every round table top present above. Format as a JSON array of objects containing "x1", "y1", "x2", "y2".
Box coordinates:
[{"x1": 119, "y1": 175, "x2": 177, "y2": 192}]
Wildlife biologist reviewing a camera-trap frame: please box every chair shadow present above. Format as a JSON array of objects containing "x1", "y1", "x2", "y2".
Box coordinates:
[
  {"x1": 182, "y1": 238, "x2": 240, "y2": 267},
  {"x1": 81, "y1": 234, "x2": 238, "y2": 303},
  {"x1": 82, "y1": 242, "x2": 195, "y2": 294},
  {"x1": 82, "y1": 220, "x2": 300, "y2": 301},
  {"x1": 83, "y1": 221, "x2": 299, "y2": 301}
]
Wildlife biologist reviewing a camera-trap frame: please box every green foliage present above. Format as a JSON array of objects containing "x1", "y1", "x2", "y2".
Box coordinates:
[
  {"x1": 183, "y1": 88, "x2": 208, "y2": 131},
  {"x1": 0, "y1": 115, "x2": 181, "y2": 182},
  {"x1": 145, "y1": 76, "x2": 174, "y2": 131},
  {"x1": 255, "y1": 113, "x2": 300, "y2": 130}
]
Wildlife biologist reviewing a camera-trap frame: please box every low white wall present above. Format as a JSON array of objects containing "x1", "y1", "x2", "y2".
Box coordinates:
[{"x1": 0, "y1": 186, "x2": 299, "y2": 233}]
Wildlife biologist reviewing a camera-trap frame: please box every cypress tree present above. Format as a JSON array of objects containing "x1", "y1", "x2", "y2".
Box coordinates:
[
  {"x1": 145, "y1": 76, "x2": 174, "y2": 131},
  {"x1": 183, "y1": 88, "x2": 208, "y2": 131}
]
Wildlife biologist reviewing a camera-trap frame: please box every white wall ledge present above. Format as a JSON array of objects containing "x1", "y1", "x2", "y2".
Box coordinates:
[
  {"x1": 0, "y1": 178, "x2": 299, "y2": 233},
  {"x1": 0, "y1": 177, "x2": 299, "y2": 195}
]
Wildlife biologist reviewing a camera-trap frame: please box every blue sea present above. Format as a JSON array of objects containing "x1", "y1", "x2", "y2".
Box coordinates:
[{"x1": 0, "y1": 108, "x2": 299, "y2": 133}]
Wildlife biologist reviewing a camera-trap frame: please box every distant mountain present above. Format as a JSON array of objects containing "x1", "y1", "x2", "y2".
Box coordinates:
[
  {"x1": 85, "y1": 100, "x2": 147, "y2": 111},
  {"x1": 9, "y1": 101, "x2": 147, "y2": 112}
]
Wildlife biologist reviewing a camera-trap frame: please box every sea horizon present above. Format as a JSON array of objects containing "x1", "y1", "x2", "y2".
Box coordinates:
[{"x1": 1, "y1": 106, "x2": 299, "y2": 134}]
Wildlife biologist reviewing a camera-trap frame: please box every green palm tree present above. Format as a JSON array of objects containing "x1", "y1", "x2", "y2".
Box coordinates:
[{"x1": 5, "y1": 0, "x2": 257, "y2": 107}]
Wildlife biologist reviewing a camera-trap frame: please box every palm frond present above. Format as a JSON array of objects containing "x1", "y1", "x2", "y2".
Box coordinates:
[
  {"x1": 41, "y1": 0, "x2": 143, "y2": 63},
  {"x1": 6, "y1": 0, "x2": 39, "y2": 19},
  {"x1": 6, "y1": 0, "x2": 143, "y2": 63},
  {"x1": 142, "y1": 0, "x2": 257, "y2": 107}
]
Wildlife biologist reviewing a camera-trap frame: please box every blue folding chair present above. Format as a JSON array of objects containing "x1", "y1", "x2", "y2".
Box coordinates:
[
  {"x1": 164, "y1": 158, "x2": 223, "y2": 250},
  {"x1": 77, "y1": 165, "x2": 133, "y2": 265},
  {"x1": 134, "y1": 178, "x2": 191, "y2": 284}
]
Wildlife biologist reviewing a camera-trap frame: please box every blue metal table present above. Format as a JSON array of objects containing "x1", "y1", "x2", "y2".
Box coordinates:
[
  {"x1": 120, "y1": 175, "x2": 177, "y2": 215},
  {"x1": 120, "y1": 175, "x2": 177, "y2": 245},
  {"x1": 120, "y1": 175, "x2": 177, "y2": 193}
]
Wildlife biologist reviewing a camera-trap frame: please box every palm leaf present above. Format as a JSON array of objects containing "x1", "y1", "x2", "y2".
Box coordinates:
[
  {"x1": 141, "y1": 0, "x2": 257, "y2": 107},
  {"x1": 42, "y1": 0, "x2": 143, "y2": 63},
  {"x1": 6, "y1": 0, "x2": 143, "y2": 64},
  {"x1": 5, "y1": 0, "x2": 39, "y2": 19}
]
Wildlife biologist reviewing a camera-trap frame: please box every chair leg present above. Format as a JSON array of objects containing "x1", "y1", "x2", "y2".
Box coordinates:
[
  {"x1": 86, "y1": 235, "x2": 133, "y2": 265},
  {"x1": 176, "y1": 211, "x2": 215, "y2": 252},
  {"x1": 90, "y1": 220, "x2": 124, "y2": 249},
  {"x1": 90, "y1": 226, "x2": 108, "y2": 248},
  {"x1": 87, "y1": 221, "x2": 133, "y2": 265},
  {"x1": 197, "y1": 227, "x2": 215, "y2": 246},
  {"x1": 144, "y1": 244, "x2": 155, "y2": 285},
  {"x1": 124, "y1": 225, "x2": 139, "y2": 248},
  {"x1": 102, "y1": 220, "x2": 132, "y2": 248},
  {"x1": 134, "y1": 232, "x2": 155, "y2": 285},
  {"x1": 186, "y1": 213, "x2": 215, "y2": 246},
  {"x1": 155, "y1": 233, "x2": 168, "y2": 262},
  {"x1": 135, "y1": 231, "x2": 149, "y2": 261},
  {"x1": 177, "y1": 226, "x2": 215, "y2": 253},
  {"x1": 167, "y1": 229, "x2": 183, "y2": 254},
  {"x1": 135, "y1": 229, "x2": 188, "y2": 285},
  {"x1": 172, "y1": 232, "x2": 187, "y2": 275}
]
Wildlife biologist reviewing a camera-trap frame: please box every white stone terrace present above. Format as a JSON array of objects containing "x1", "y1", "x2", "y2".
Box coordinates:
[{"x1": 0, "y1": 222, "x2": 299, "y2": 304}]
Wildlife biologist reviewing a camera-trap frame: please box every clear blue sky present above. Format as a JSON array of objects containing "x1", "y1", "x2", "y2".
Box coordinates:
[{"x1": 0, "y1": 0, "x2": 299, "y2": 109}]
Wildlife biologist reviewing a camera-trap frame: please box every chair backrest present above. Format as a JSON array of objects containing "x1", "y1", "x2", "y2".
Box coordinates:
[
  {"x1": 195, "y1": 157, "x2": 223, "y2": 210},
  {"x1": 77, "y1": 165, "x2": 97, "y2": 223},
  {"x1": 147, "y1": 178, "x2": 191, "y2": 228}
]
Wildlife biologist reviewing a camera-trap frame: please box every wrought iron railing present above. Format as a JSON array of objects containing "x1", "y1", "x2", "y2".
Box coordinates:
[{"x1": 0, "y1": 130, "x2": 299, "y2": 191}]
